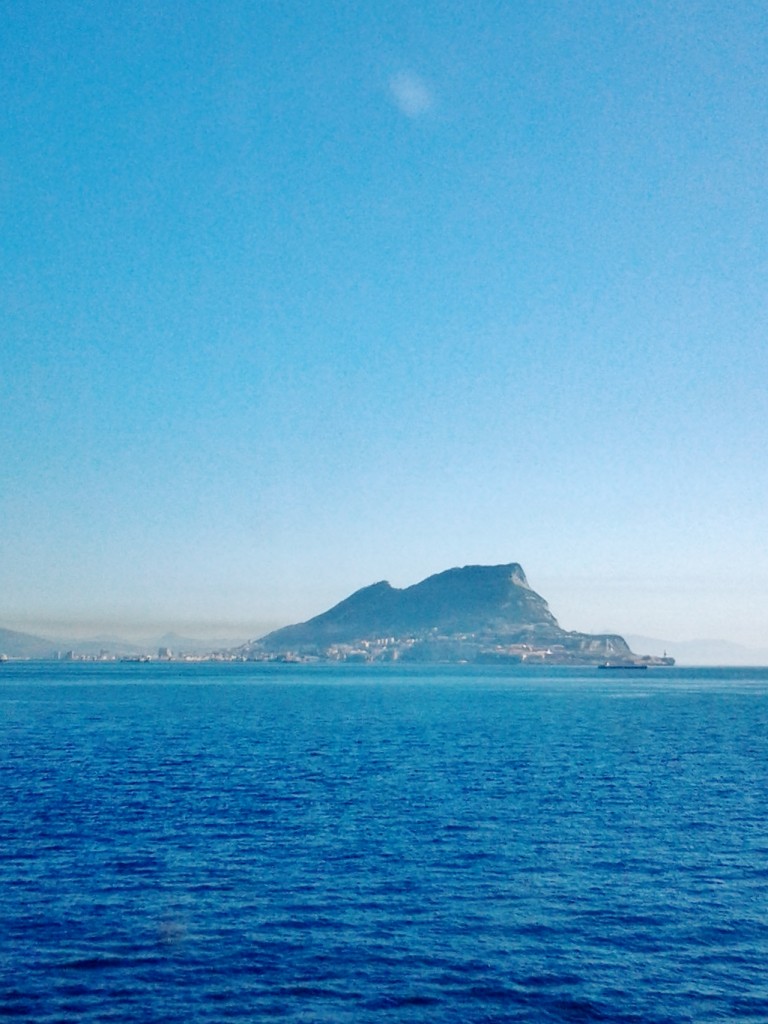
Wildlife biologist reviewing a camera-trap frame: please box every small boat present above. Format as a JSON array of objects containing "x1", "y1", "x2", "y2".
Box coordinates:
[{"x1": 598, "y1": 661, "x2": 648, "y2": 670}]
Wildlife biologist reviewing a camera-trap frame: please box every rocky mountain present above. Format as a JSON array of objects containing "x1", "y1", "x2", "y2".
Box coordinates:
[{"x1": 250, "y1": 563, "x2": 644, "y2": 664}]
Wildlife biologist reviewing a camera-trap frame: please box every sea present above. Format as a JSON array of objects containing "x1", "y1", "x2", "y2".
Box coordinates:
[{"x1": 2, "y1": 662, "x2": 767, "y2": 1024}]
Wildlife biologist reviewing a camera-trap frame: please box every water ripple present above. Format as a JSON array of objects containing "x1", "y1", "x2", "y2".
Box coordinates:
[{"x1": 2, "y1": 663, "x2": 768, "y2": 1022}]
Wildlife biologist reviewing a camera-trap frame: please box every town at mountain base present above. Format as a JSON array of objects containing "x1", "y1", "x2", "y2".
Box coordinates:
[{"x1": 241, "y1": 563, "x2": 675, "y2": 666}]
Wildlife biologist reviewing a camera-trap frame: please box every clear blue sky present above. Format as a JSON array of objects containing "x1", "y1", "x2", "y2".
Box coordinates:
[{"x1": 2, "y1": 0, "x2": 767, "y2": 645}]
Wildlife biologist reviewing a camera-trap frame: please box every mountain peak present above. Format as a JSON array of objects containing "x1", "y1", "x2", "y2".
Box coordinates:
[
  {"x1": 256, "y1": 562, "x2": 571, "y2": 652},
  {"x1": 245, "y1": 562, "x2": 661, "y2": 664}
]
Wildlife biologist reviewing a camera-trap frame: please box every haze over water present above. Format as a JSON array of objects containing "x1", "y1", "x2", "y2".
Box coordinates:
[{"x1": 3, "y1": 661, "x2": 767, "y2": 1022}]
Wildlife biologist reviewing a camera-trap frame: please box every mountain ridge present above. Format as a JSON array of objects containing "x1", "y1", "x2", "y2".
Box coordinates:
[{"x1": 251, "y1": 563, "x2": 654, "y2": 664}]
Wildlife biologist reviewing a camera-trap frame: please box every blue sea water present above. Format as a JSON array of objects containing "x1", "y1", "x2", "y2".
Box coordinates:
[{"x1": 1, "y1": 662, "x2": 768, "y2": 1023}]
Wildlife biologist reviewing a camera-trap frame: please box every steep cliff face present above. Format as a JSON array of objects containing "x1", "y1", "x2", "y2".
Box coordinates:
[{"x1": 257, "y1": 563, "x2": 622, "y2": 655}]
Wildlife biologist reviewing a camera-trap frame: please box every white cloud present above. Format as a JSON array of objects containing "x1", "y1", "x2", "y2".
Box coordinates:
[{"x1": 389, "y1": 71, "x2": 434, "y2": 118}]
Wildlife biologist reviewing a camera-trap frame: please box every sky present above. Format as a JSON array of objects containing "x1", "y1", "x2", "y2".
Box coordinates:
[{"x1": 2, "y1": 0, "x2": 767, "y2": 647}]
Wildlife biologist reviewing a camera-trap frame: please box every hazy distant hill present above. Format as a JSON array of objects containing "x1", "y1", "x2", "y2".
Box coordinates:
[
  {"x1": 0, "y1": 626, "x2": 246, "y2": 659},
  {"x1": 624, "y1": 635, "x2": 768, "y2": 667},
  {"x1": 0, "y1": 627, "x2": 59, "y2": 659},
  {"x1": 253, "y1": 563, "x2": 633, "y2": 662},
  {"x1": 151, "y1": 632, "x2": 249, "y2": 654}
]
